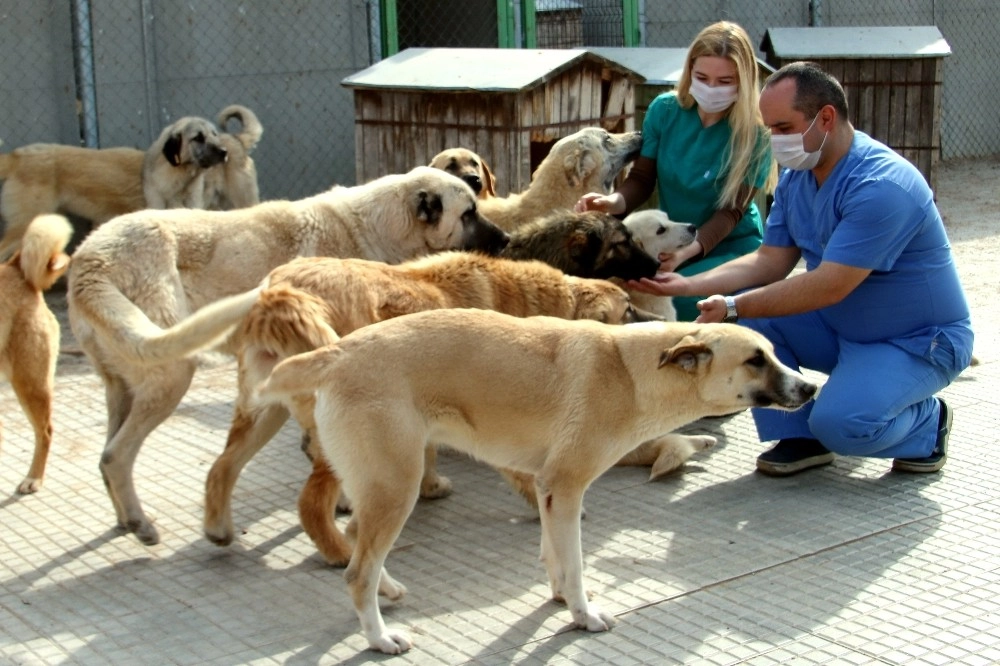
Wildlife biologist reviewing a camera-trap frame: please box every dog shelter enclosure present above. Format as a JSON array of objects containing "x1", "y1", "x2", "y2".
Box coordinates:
[
  {"x1": 342, "y1": 47, "x2": 642, "y2": 196},
  {"x1": 0, "y1": 2, "x2": 997, "y2": 205}
]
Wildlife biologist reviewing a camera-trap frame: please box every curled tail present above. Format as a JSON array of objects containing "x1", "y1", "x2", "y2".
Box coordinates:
[
  {"x1": 257, "y1": 346, "x2": 339, "y2": 405},
  {"x1": 240, "y1": 285, "x2": 341, "y2": 358},
  {"x1": 217, "y1": 104, "x2": 263, "y2": 152},
  {"x1": 16, "y1": 214, "x2": 73, "y2": 291}
]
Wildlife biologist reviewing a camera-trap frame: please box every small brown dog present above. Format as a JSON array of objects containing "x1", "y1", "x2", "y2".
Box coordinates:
[
  {"x1": 0, "y1": 214, "x2": 73, "y2": 493},
  {"x1": 429, "y1": 147, "x2": 496, "y2": 199}
]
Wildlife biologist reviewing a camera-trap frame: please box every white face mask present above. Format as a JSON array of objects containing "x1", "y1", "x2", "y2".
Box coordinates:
[
  {"x1": 689, "y1": 78, "x2": 738, "y2": 113},
  {"x1": 770, "y1": 114, "x2": 829, "y2": 170}
]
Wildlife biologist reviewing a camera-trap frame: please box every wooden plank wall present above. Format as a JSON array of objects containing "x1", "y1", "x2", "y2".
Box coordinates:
[
  {"x1": 351, "y1": 62, "x2": 637, "y2": 196},
  {"x1": 791, "y1": 56, "x2": 943, "y2": 191}
]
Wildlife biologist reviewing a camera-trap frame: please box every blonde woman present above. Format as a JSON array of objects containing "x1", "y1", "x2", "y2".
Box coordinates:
[{"x1": 576, "y1": 20, "x2": 776, "y2": 320}]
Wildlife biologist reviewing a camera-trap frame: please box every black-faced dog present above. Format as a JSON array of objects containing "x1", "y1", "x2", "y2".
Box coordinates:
[{"x1": 500, "y1": 209, "x2": 660, "y2": 282}]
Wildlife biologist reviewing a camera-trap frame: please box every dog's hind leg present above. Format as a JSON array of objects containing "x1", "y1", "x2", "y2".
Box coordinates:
[
  {"x1": 330, "y1": 419, "x2": 423, "y2": 653},
  {"x1": 419, "y1": 444, "x2": 452, "y2": 499},
  {"x1": 100, "y1": 362, "x2": 195, "y2": 545},
  {"x1": 535, "y1": 475, "x2": 615, "y2": 632},
  {"x1": 203, "y1": 401, "x2": 290, "y2": 547},
  {"x1": 8, "y1": 350, "x2": 56, "y2": 494},
  {"x1": 298, "y1": 453, "x2": 353, "y2": 566}
]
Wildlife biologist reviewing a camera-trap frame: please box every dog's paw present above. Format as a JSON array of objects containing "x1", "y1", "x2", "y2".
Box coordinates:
[
  {"x1": 16, "y1": 477, "x2": 42, "y2": 494},
  {"x1": 419, "y1": 474, "x2": 452, "y2": 499},
  {"x1": 368, "y1": 629, "x2": 412, "y2": 654},
  {"x1": 377, "y1": 568, "x2": 407, "y2": 601},
  {"x1": 203, "y1": 527, "x2": 233, "y2": 547},
  {"x1": 573, "y1": 602, "x2": 616, "y2": 632},
  {"x1": 689, "y1": 434, "x2": 718, "y2": 452},
  {"x1": 129, "y1": 519, "x2": 161, "y2": 546},
  {"x1": 648, "y1": 434, "x2": 717, "y2": 480}
]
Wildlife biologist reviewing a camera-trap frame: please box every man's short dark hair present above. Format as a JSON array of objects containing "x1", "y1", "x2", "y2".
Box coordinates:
[{"x1": 764, "y1": 61, "x2": 850, "y2": 119}]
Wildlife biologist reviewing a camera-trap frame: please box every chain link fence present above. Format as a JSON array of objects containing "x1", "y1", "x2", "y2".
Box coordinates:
[{"x1": 0, "y1": 0, "x2": 996, "y2": 205}]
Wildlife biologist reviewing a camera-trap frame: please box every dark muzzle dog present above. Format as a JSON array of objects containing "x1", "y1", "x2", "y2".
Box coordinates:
[{"x1": 501, "y1": 209, "x2": 659, "y2": 281}]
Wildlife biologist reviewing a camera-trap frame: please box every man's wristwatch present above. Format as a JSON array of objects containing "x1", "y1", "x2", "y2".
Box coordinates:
[{"x1": 722, "y1": 296, "x2": 739, "y2": 323}]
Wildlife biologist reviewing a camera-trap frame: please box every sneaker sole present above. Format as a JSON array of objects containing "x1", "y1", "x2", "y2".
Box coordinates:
[
  {"x1": 892, "y1": 398, "x2": 952, "y2": 473},
  {"x1": 756, "y1": 452, "x2": 834, "y2": 477}
]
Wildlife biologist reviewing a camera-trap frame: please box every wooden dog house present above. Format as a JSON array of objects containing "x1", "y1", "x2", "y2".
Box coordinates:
[
  {"x1": 761, "y1": 26, "x2": 951, "y2": 191},
  {"x1": 341, "y1": 47, "x2": 642, "y2": 195}
]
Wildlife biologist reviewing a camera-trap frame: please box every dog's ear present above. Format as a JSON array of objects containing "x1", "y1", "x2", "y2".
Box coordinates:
[
  {"x1": 565, "y1": 149, "x2": 598, "y2": 187},
  {"x1": 480, "y1": 157, "x2": 497, "y2": 197},
  {"x1": 659, "y1": 336, "x2": 713, "y2": 371},
  {"x1": 163, "y1": 132, "x2": 184, "y2": 166},
  {"x1": 416, "y1": 190, "x2": 444, "y2": 225}
]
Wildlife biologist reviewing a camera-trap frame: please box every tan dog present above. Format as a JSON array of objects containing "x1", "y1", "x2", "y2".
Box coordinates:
[
  {"x1": 67, "y1": 166, "x2": 508, "y2": 546},
  {"x1": 479, "y1": 127, "x2": 642, "y2": 232},
  {"x1": 142, "y1": 111, "x2": 235, "y2": 209},
  {"x1": 201, "y1": 105, "x2": 264, "y2": 210},
  {"x1": 0, "y1": 144, "x2": 145, "y2": 259},
  {"x1": 0, "y1": 214, "x2": 73, "y2": 493},
  {"x1": 429, "y1": 147, "x2": 496, "y2": 199},
  {"x1": 620, "y1": 209, "x2": 699, "y2": 321},
  {"x1": 0, "y1": 105, "x2": 263, "y2": 260},
  {"x1": 202, "y1": 252, "x2": 674, "y2": 565},
  {"x1": 258, "y1": 309, "x2": 819, "y2": 654}
]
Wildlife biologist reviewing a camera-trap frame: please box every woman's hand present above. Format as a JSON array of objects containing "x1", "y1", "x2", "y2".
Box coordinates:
[
  {"x1": 574, "y1": 192, "x2": 626, "y2": 214},
  {"x1": 656, "y1": 240, "x2": 703, "y2": 273}
]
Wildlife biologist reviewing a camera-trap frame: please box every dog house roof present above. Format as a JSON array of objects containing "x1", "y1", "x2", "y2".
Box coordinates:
[
  {"x1": 588, "y1": 47, "x2": 774, "y2": 86},
  {"x1": 760, "y1": 26, "x2": 951, "y2": 59},
  {"x1": 341, "y1": 47, "x2": 642, "y2": 93}
]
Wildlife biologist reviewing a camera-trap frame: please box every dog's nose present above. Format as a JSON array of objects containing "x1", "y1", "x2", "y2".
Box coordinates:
[
  {"x1": 464, "y1": 175, "x2": 483, "y2": 195},
  {"x1": 686, "y1": 224, "x2": 697, "y2": 235}
]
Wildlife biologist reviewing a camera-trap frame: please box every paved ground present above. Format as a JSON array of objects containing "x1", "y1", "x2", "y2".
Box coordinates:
[{"x1": 1, "y1": 157, "x2": 998, "y2": 665}]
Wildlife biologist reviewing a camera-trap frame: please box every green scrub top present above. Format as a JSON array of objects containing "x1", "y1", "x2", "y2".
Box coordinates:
[
  {"x1": 640, "y1": 92, "x2": 772, "y2": 320},
  {"x1": 640, "y1": 92, "x2": 769, "y2": 241}
]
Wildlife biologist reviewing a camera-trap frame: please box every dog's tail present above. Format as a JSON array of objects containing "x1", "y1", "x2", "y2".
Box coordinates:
[
  {"x1": 217, "y1": 104, "x2": 263, "y2": 152},
  {"x1": 70, "y1": 280, "x2": 261, "y2": 365},
  {"x1": 15, "y1": 214, "x2": 73, "y2": 291},
  {"x1": 257, "y1": 345, "x2": 338, "y2": 405},
  {"x1": 241, "y1": 285, "x2": 341, "y2": 359}
]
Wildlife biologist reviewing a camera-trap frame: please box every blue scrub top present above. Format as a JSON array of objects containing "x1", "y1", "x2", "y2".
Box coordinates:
[
  {"x1": 764, "y1": 131, "x2": 973, "y2": 367},
  {"x1": 640, "y1": 92, "x2": 770, "y2": 241}
]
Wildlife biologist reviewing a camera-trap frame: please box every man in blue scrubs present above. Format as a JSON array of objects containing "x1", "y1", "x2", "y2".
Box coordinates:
[{"x1": 629, "y1": 61, "x2": 974, "y2": 476}]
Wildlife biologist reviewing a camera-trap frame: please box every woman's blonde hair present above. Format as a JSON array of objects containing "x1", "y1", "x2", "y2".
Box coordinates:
[{"x1": 676, "y1": 21, "x2": 778, "y2": 208}]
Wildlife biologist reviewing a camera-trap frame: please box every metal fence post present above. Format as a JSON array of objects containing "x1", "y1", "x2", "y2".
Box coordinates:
[{"x1": 71, "y1": 0, "x2": 99, "y2": 147}]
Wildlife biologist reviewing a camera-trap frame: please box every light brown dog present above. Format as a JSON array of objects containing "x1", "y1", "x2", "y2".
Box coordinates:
[
  {"x1": 429, "y1": 147, "x2": 496, "y2": 199},
  {"x1": 202, "y1": 252, "x2": 676, "y2": 565},
  {"x1": 201, "y1": 105, "x2": 263, "y2": 210},
  {"x1": 478, "y1": 127, "x2": 642, "y2": 232},
  {"x1": 67, "y1": 166, "x2": 507, "y2": 546},
  {"x1": 0, "y1": 144, "x2": 145, "y2": 259},
  {"x1": 0, "y1": 214, "x2": 73, "y2": 493},
  {"x1": 258, "y1": 309, "x2": 819, "y2": 654},
  {"x1": 0, "y1": 105, "x2": 264, "y2": 260},
  {"x1": 142, "y1": 105, "x2": 262, "y2": 210}
]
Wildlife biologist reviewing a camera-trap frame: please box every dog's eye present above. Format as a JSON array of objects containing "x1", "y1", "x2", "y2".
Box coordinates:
[
  {"x1": 194, "y1": 132, "x2": 205, "y2": 142},
  {"x1": 745, "y1": 350, "x2": 767, "y2": 368},
  {"x1": 655, "y1": 226, "x2": 666, "y2": 235}
]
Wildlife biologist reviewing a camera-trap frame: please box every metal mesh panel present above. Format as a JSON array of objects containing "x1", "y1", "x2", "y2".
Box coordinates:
[{"x1": 0, "y1": 0, "x2": 996, "y2": 205}]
